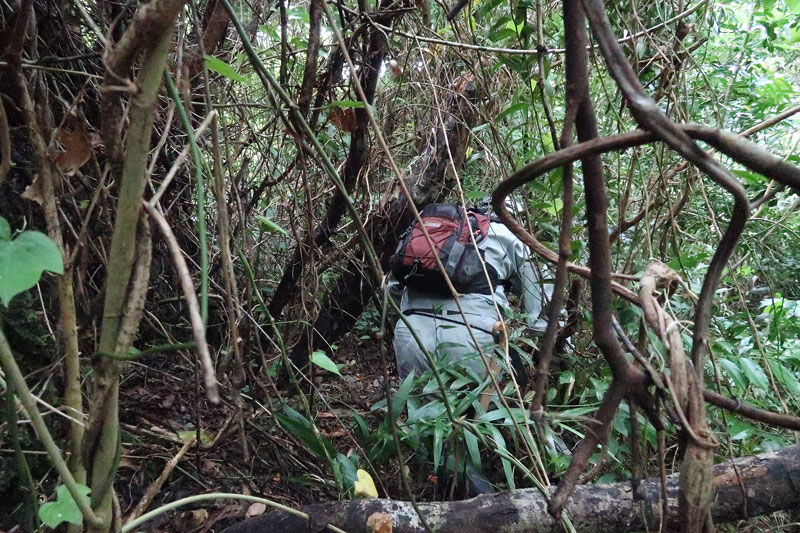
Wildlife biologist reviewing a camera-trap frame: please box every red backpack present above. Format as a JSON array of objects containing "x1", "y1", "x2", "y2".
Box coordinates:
[{"x1": 390, "y1": 204, "x2": 500, "y2": 295}]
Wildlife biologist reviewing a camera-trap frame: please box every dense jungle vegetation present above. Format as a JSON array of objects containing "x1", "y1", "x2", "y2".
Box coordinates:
[{"x1": 0, "y1": 0, "x2": 799, "y2": 531}]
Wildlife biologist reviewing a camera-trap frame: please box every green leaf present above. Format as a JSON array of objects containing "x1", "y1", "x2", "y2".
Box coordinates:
[
  {"x1": 334, "y1": 453, "x2": 359, "y2": 487},
  {"x1": 390, "y1": 373, "x2": 415, "y2": 419},
  {"x1": 719, "y1": 358, "x2": 747, "y2": 390},
  {"x1": 38, "y1": 484, "x2": 90, "y2": 528},
  {"x1": 433, "y1": 421, "x2": 444, "y2": 472},
  {"x1": 0, "y1": 218, "x2": 10, "y2": 241},
  {"x1": 276, "y1": 405, "x2": 334, "y2": 458},
  {"x1": 541, "y1": 198, "x2": 563, "y2": 216},
  {"x1": 257, "y1": 215, "x2": 290, "y2": 237},
  {"x1": 464, "y1": 427, "x2": 481, "y2": 469},
  {"x1": 740, "y1": 357, "x2": 770, "y2": 390},
  {"x1": 177, "y1": 428, "x2": 212, "y2": 446},
  {"x1": 310, "y1": 350, "x2": 342, "y2": 376},
  {"x1": 0, "y1": 221, "x2": 64, "y2": 307},
  {"x1": 497, "y1": 102, "x2": 529, "y2": 121},
  {"x1": 489, "y1": 425, "x2": 514, "y2": 489},
  {"x1": 769, "y1": 360, "x2": 800, "y2": 395},
  {"x1": 329, "y1": 100, "x2": 365, "y2": 109},
  {"x1": 204, "y1": 55, "x2": 245, "y2": 82},
  {"x1": 287, "y1": 6, "x2": 310, "y2": 22}
]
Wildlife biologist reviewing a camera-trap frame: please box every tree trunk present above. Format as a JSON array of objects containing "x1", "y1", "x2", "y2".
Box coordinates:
[{"x1": 222, "y1": 444, "x2": 800, "y2": 533}]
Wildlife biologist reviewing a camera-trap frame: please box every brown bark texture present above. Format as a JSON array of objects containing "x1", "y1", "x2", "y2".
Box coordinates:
[{"x1": 222, "y1": 443, "x2": 800, "y2": 533}]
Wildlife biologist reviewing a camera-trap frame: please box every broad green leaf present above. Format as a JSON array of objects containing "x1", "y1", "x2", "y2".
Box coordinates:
[
  {"x1": 351, "y1": 412, "x2": 369, "y2": 438},
  {"x1": 38, "y1": 484, "x2": 90, "y2": 528},
  {"x1": 497, "y1": 102, "x2": 529, "y2": 121},
  {"x1": 287, "y1": 6, "x2": 310, "y2": 22},
  {"x1": 728, "y1": 419, "x2": 755, "y2": 441},
  {"x1": 257, "y1": 215, "x2": 289, "y2": 237},
  {"x1": 408, "y1": 400, "x2": 445, "y2": 424},
  {"x1": 276, "y1": 405, "x2": 333, "y2": 458},
  {"x1": 335, "y1": 453, "x2": 359, "y2": 487},
  {"x1": 541, "y1": 133, "x2": 554, "y2": 152},
  {"x1": 769, "y1": 360, "x2": 800, "y2": 395},
  {"x1": 740, "y1": 357, "x2": 770, "y2": 390},
  {"x1": 478, "y1": 408, "x2": 508, "y2": 423},
  {"x1": 422, "y1": 376, "x2": 441, "y2": 394},
  {"x1": 204, "y1": 55, "x2": 245, "y2": 82},
  {"x1": 0, "y1": 221, "x2": 63, "y2": 306},
  {"x1": 177, "y1": 429, "x2": 212, "y2": 446},
  {"x1": 489, "y1": 425, "x2": 514, "y2": 489},
  {"x1": 310, "y1": 350, "x2": 342, "y2": 376},
  {"x1": 542, "y1": 198, "x2": 563, "y2": 216},
  {"x1": 719, "y1": 358, "x2": 747, "y2": 390},
  {"x1": 464, "y1": 428, "x2": 481, "y2": 469},
  {"x1": 390, "y1": 373, "x2": 415, "y2": 419},
  {"x1": 450, "y1": 376, "x2": 473, "y2": 390}
]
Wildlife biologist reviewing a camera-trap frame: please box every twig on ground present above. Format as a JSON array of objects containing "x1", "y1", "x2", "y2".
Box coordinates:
[{"x1": 124, "y1": 435, "x2": 197, "y2": 523}]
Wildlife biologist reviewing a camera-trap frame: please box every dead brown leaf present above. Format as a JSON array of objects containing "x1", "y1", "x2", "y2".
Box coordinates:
[
  {"x1": 117, "y1": 455, "x2": 138, "y2": 470},
  {"x1": 328, "y1": 107, "x2": 358, "y2": 132},
  {"x1": 54, "y1": 120, "x2": 92, "y2": 175},
  {"x1": 387, "y1": 59, "x2": 402, "y2": 78},
  {"x1": 245, "y1": 502, "x2": 267, "y2": 518},
  {"x1": 20, "y1": 175, "x2": 44, "y2": 205},
  {"x1": 367, "y1": 512, "x2": 393, "y2": 533},
  {"x1": 162, "y1": 393, "x2": 176, "y2": 408}
]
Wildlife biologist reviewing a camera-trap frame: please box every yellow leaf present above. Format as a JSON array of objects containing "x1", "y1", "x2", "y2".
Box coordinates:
[{"x1": 354, "y1": 469, "x2": 378, "y2": 499}]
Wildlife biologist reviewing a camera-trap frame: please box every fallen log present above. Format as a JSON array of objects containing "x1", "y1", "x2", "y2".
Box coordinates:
[{"x1": 222, "y1": 444, "x2": 800, "y2": 532}]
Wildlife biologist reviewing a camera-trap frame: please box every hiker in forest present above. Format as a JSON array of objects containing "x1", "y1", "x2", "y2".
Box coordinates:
[{"x1": 389, "y1": 202, "x2": 553, "y2": 389}]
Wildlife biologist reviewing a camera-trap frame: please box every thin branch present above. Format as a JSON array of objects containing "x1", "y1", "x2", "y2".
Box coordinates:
[
  {"x1": 703, "y1": 390, "x2": 800, "y2": 431},
  {"x1": 124, "y1": 435, "x2": 197, "y2": 523},
  {"x1": 0, "y1": 98, "x2": 10, "y2": 184},
  {"x1": 142, "y1": 202, "x2": 220, "y2": 404}
]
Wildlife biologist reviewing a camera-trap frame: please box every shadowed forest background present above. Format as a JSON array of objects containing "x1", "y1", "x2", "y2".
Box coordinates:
[{"x1": 1, "y1": 0, "x2": 800, "y2": 531}]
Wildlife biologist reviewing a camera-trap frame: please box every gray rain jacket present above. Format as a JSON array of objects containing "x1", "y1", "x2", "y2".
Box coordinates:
[{"x1": 392, "y1": 221, "x2": 552, "y2": 379}]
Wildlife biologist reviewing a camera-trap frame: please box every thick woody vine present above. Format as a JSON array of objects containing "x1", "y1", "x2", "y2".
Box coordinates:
[{"x1": 492, "y1": 0, "x2": 800, "y2": 530}]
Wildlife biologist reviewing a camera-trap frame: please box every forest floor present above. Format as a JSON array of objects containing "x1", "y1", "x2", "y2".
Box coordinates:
[{"x1": 115, "y1": 331, "x2": 403, "y2": 532}]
